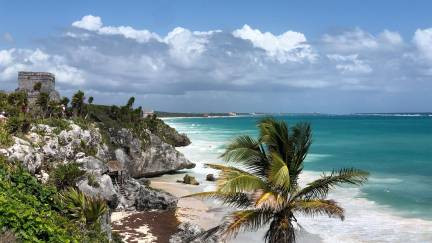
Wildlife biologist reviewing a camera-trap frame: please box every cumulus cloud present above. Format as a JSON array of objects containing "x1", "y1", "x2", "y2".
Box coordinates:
[
  {"x1": 0, "y1": 48, "x2": 85, "y2": 86},
  {"x1": 72, "y1": 15, "x2": 103, "y2": 31},
  {"x1": 72, "y1": 15, "x2": 159, "y2": 43},
  {"x1": 327, "y1": 54, "x2": 372, "y2": 74},
  {"x1": 232, "y1": 24, "x2": 316, "y2": 63},
  {"x1": 1, "y1": 14, "x2": 431, "y2": 112},
  {"x1": 322, "y1": 28, "x2": 403, "y2": 52},
  {"x1": 413, "y1": 28, "x2": 432, "y2": 61}
]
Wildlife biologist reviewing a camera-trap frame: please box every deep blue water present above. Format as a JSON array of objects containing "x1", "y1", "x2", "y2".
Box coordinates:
[{"x1": 166, "y1": 114, "x2": 432, "y2": 220}]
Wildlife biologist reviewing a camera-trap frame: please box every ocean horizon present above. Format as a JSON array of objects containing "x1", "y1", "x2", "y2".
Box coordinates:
[{"x1": 165, "y1": 114, "x2": 432, "y2": 242}]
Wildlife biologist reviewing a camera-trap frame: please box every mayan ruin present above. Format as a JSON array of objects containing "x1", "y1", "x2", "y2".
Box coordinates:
[{"x1": 16, "y1": 71, "x2": 60, "y2": 103}]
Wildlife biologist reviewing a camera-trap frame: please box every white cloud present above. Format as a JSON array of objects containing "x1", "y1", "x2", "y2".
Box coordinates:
[
  {"x1": 2, "y1": 15, "x2": 431, "y2": 112},
  {"x1": 327, "y1": 54, "x2": 372, "y2": 74},
  {"x1": 0, "y1": 49, "x2": 14, "y2": 66},
  {"x1": 163, "y1": 27, "x2": 217, "y2": 65},
  {"x1": 232, "y1": 24, "x2": 316, "y2": 63},
  {"x1": 413, "y1": 28, "x2": 432, "y2": 61},
  {"x1": 72, "y1": 15, "x2": 160, "y2": 43},
  {"x1": 379, "y1": 30, "x2": 403, "y2": 45},
  {"x1": 72, "y1": 15, "x2": 103, "y2": 31},
  {"x1": 322, "y1": 28, "x2": 403, "y2": 52},
  {"x1": 0, "y1": 48, "x2": 85, "y2": 85}
]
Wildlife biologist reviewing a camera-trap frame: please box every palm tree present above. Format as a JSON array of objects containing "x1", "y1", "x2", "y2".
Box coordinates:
[
  {"x1": 185, "y1": 117, "x2": 368, "y2": 243},
  {"x1": 71, "y1": 90, "x2": 85, "y2": 117}
]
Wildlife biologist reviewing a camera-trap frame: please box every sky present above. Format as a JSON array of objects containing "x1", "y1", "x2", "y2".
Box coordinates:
[{"x1": 0, "y1": 0, "x2": 432, "y2": 113}]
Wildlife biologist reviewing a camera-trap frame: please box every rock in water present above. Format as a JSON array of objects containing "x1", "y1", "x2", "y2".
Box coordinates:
[
  {"x1": 206, "y1": 174, "x2": 216, "y2": 181},
  {"x1": 177, "y1": 174, "x2": 199, "y2": 185}
]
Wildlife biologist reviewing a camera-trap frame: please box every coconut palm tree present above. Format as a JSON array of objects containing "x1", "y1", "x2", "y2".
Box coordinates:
[{"x1": 185, "y1": 117, "x2": 368, "y2": 243}]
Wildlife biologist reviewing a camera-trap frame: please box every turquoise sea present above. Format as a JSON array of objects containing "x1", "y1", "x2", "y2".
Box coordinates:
[{"x1": 165, "y1": 114, "x2": 432, "y2": 242}]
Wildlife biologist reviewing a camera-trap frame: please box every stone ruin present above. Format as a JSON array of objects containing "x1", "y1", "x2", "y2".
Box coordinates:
[{"x1": 16, "y1": 71, "x2": 60, "y2": 103}]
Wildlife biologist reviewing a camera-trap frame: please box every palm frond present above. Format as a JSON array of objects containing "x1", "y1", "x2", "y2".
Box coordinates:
[
  {"x1": 294, "y1": 168, "x2": 369, "y2": 200},
  {"x1": 219, "y1": 170, "x2": 267, "y2": 193},
  {"x1": 258, "y1": 118, "x2": 291, "y2": 156},
  {"x1": 254, "y1": 190, "x2": 286, "y2": 211},
  {"x1": 223, "y1": 209, "x2": 274, "y2": 239},
  {"x1": 220, "y1": 135, "x2": 270, "y2": 177},
  {"x1": 292, "y1": 199, "x2": 344, "y2": 220},
  {"x1": 268, "y1": 152, "x2": 290, "y2": 192},
  {"x1": 205, "y1": 163, "x2": 267, "y2": 193},
  {"x1": 183, "y1": 191, "x2": 253, "y2": 208},
  {"x1": 289, "y1": 123, "x2": 312, "y2": 178}
]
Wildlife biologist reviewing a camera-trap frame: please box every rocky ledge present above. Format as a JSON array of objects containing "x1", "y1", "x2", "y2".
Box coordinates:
[{"x1": 109, "y1": 128, "x2": 195, "y2": 178}]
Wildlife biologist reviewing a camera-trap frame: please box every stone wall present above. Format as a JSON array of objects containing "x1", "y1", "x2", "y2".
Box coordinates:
[
  {"x1": 18, "y1": 72, "x2": 56, "y2": 93},
  {"x1": 17, "y1": 71, "x2": 60, "y2": 102}
]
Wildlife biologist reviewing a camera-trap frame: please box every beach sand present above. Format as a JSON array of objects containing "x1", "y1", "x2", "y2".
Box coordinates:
[
  {"x1": 150, "y1": 173, "x2": 323, "y2": 243},
  {"x1": 112, "y1": 172, "x2": 323, "y2": 243}
]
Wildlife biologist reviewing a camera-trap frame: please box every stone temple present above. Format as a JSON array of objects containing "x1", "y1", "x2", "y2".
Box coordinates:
[{"x1": 17, "y1": 71, "x2": 60, "y2": 102}]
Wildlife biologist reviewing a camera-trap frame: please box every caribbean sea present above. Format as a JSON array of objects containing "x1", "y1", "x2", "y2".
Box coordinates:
[{"x1": 165, "y1": 114, "x2": 432, "y2": 242}]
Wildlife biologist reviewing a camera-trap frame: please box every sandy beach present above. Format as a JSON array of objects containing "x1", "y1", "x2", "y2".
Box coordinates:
[{"x1": 111, "y1": 172, "x2": 323, "y2": 243}]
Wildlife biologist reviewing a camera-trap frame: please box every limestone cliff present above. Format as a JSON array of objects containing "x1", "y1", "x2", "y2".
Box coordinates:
[{"x1": 0, "y1": 120, "x2": 191, "y2": 211}]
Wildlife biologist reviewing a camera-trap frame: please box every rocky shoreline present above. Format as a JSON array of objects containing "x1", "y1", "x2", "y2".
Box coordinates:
[{"x1": 0, "y1": 118, "x2": 203, "y2": 242}]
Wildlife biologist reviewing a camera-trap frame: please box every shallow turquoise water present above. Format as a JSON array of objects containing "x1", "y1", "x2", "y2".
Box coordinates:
[{"x1": 166, "y1": 115, "x2": 432, "y2": 220}]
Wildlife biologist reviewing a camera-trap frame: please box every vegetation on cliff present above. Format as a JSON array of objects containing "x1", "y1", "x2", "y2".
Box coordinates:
[
  {"x1": 0, "y1": 156, "x2": 109, "y2": 242},
  {"x1": 0, "y1": 87, "x2": 190, "y2": 242}
]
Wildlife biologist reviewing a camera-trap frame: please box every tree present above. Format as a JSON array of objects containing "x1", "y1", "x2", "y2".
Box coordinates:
[
  {"x1": 71, "y1": 90, "x2": 85, "y2": 117},
  {"x1": 61, "y1": 97, "x2": 70, "y2": 107},
  {"x1": 36, "y1": 92, "x2": 49, "y2": 117},
  {"x1": 88, "y1": 96, "x2": 94, "y2": 105},
  {"x1": 126, "y1": 96, "x2": 135, "y2": 109},
  {"x1": 186, "y1": 117, "x2": 368, "y2": 243},
  {"x1": 33, "y1": 82, "x2": 42, "y2": 92}
]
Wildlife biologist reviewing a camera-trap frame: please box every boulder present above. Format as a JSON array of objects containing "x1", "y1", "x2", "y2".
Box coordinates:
[
  {"x1": 135, "y1": 185, "x2": 178, "y2": 210},
  {"x1": 76, "y1": 156, "x2": 108, "y2": 175},
  {"x1": 111, "y1": 128, "x2": 195, "y2": 178},
  {"x1": 169, "y1": 222, "x2": 220, "y2": 243},
  {"x1": 171, "y1": 132, "x2": 191, "y2": 147},
  {"x1": 177, "y1": 174, "x2": 199, "y2": 185},
  {"x1": 77, "y1": 174, "x2": 119, "y2": 209},
  {"x1": 206, "y1": 174, "x2": 216, "y2": 181}
]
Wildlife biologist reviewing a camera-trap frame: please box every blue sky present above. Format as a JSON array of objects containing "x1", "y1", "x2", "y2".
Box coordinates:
[{"x1": 1, "y1": 1, "x2": 432, "y2": 113}]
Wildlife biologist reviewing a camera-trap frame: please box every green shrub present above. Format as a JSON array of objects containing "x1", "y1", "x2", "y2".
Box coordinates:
[
  {"x1": 36, "y1": 118, "x2": 71, "y2": 134},
  {"x1": 59, "y1": 188, "x2": 107, "y2": 228},
  {"x1": 6, "y1": 114, "x2": 31, "y2": 135},
  {"x1": 80, "y1": 140, "x2": 97, "y2": 156},
  {"x1": 0, "y1": 123, "x2": 14, "y2": 148},
  {"x1": 50, "y1": 163, "x2": 85, "y2": 190},
  {"x1": 87, "y1": 173, "x2": 100, "y2": 188},
  {"x1": 0, "y1": 157, "x2": 80, "y2": 242},
  {"x1": 72, "y1": 117, "x2": 91, "y2": 130}
]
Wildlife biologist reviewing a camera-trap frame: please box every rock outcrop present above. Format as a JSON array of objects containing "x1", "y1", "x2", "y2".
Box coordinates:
[
  {"x1": 0, "y1": 120, "x2": 187, "y2": 212},
  {"x1": 206, "y1": 174, "x2": 216, "y2": 181},
  {"x1": 177, "y1": 174, "x2": 200, "y2": 185},
  {"x1": 169, "y1": 222, "x2": 220, "y2": 243},
  {"x1": 109, "y1": 128, "x2": 195, "y2": 178}
]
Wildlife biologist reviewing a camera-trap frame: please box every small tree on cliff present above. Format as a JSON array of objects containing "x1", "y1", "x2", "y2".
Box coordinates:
[
  {"x1": 126, "y1": 96, "x2": 135, "y2": 109},
  {"x1": 33, "y1": 82, "x2": 42, "y2": 92},
  {"x1": 36, "y1": 92, "x2": 49, "y2": 118},
  {"x1": 71, "y1": 90, "x2": 85, "y2": 117}
]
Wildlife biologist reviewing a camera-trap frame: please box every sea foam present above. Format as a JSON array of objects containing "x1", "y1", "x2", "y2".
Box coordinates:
[{"x1": 167, "y1": 119, "x2": 432, "y2": 242}]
